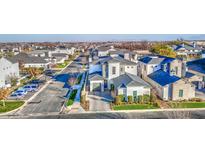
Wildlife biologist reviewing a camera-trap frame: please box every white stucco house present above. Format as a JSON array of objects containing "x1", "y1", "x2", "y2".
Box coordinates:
[
  {"x1": 88, "y1": 54, "x2": 151, "y2": 101},
  {"x1": 0, "y1": 57, "x2": 20, "y2": 88},
  {"x1": 8, "y1": 53, "x2": 50, "y2": 69}
]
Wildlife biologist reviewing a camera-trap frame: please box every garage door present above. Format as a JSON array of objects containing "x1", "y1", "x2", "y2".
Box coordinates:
[{"x1": 92, "y1": 83, "x2": 101, "y2": 91}]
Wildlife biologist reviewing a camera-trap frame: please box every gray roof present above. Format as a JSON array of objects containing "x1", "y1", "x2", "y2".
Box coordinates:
[
  {"x1": 89, "y1": 74, "x2": 104, "y2": 81},
  {"x1": 100, "y1": 56, "x2": 137, "y2": 65},
  {"x1": 52, "y1": 53, "x2": 68, "y2": 57},
  {"x1": 7, "y1": 53, "x2": 48, "y2": 64},
  {"x1": 173, "y1": 44, "x2": 202, "y2": 51},
  {"x1": 139, "y1": 56, "x2": 165, "y2": 64},
  {"x1": 97, "y1": 46, "x2": 111, "y2": 51},
  {"x1": 111, "y1": 73, "x2": 151, "y2": 88}
]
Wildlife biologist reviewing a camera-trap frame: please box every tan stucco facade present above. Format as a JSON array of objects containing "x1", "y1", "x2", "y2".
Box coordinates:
[{"x1": 171, "y1": 79, "x2": 195, "y2": 101}]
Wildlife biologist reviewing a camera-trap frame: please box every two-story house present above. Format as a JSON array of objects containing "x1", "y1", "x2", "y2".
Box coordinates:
[
  {"x1": 89, "y1": 54, "x2": 151, "y2": 101},
  {"x1": 138, "y1": 56, "x2": 195, "y2": 101},
  {"x1": 0, "y1": 57, "x2": 20, "y2": 88}
]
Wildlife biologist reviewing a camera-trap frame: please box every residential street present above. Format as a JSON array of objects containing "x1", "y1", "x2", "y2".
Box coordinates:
[
  {"x1": 10, "y1": 55, "x2": 85, "y2": 116},
  {"x1": 2, "y1": 109, "x2": 205, "y2": 119}
]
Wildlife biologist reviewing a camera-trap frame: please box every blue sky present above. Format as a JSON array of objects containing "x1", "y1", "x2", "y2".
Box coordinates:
[{"x1": 0, "y1": 34, "x2": 205, "y2": 42}]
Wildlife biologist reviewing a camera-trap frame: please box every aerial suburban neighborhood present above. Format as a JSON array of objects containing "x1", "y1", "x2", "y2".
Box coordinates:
[{"x1": 1, "y1": 36, "x2": 205, "y2": 118}]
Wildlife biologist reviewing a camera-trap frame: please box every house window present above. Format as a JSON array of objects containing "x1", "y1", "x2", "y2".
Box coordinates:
[
  {"x1": 144, "y1": 65, "x2": 146, "y2": 71},
  {"x1": 127, "y1": 66, "x2": 129, "y2": 68},
  {"x1": 120, "y1": 67, "x2": 123, "y2": 72},
  {"x1": 131, "y1": 66, "x2": 133, "y2": 68},
  {"x1": 179, "y1": 90, "x2": 183, "y2": 97},
  {"x1": 175, "y1": 67, "x2": 178, "y2": 75},
  {"x1": 112, "y1": 67, "x2": 116, "y2": 75}
]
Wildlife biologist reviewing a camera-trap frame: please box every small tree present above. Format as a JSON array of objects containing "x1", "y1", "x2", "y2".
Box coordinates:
[
  {"x1": 9, "y1": 76, "x2": 18, "y2": 86},
  {"x1": 128, "y1": 96, "x2": 133, "y2": 104},
  {"x1": 0, "y1": 88, "x2": 10, "y2": 107},
  {"x1": 115, "y1": 95, "x2": 121, "y2": 105},
  {"x1": 68, "y1": 77, "x2": 77, "y2": 87},
  {"x1": 150, "y1": 93, "x2": 157, "y2": 105},
  {"x1": 143, "y1": 95, "x2": 150, "y2": 104}
]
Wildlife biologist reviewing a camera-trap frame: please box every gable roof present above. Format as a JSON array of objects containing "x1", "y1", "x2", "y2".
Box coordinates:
[
  {"x1": 148, "y1": 70, "x2": 181, "y2": 86},
  {"x1": 139, "y1": 56, "x2": 175, "y2": 65},
  {"x1": 100, "y1": 56, "x2": 136, "y2": 65},
  {"x1": 7, "y1": 53, "x2": 48, "y2": 64},
  {"x1": 173, "y1": 44, "x2": 202, "y2": 51},
  {"x1": 89, "y1": 72, "x2": 104, "y2": 81},
  {"x1": 187, "y1": 58, "x2": 205, "y2": 74},
  {"x1": 111, "y1": 73, "x2": 151, "y2": 88}
]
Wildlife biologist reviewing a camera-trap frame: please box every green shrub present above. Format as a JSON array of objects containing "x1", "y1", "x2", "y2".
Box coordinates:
[
  {"x1": 115, "y1": 95, "x2": 121, "y2": 105},
  {"x1": 119, "y1": 94, "x2": 126, "y2": 102},
  {"x1": 69, "y1": 89, "x2": 78, "y2": 100},
  {"x1": 128, "y1": 96, "x2": 133, "y2": 104},
  {"x1": 138, "y1": 95, "x2": 143, "y2": 104},
  {"x1": 143, "y1": 94, "x2": 150, "y2": 104}
]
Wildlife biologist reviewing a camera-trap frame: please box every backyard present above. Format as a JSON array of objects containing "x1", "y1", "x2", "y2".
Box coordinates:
[{"x1": 0, "y1": 101, "x2": 24, "y2": 113}]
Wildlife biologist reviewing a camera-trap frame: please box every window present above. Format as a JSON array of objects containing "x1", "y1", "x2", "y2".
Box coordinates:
[
  {"x1": 120, "y1": 67, "x2": 123, "y2": 72},
  {"x1": 131, "y1": 66, "x2": 133, "y2": 68},
  {"x1": 112, "y1": 67, "x2": 116, "y2": 75},
  {"x1": 127, "y1": 66, "x2": 129, "y2": 68},
  {"x1": 144, "y1": 65, "x2": 146, "y2": 71},
  {"x1": 175, "y1": 67, "x2": 178, "y2": 75},
  {"x1": 179, "y1": 90, "x2": 183, "y2": 97}
]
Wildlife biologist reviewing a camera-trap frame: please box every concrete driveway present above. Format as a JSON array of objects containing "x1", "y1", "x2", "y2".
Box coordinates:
[{"x1": 88, "y1": 91, "x2": 112, "y2": 111}]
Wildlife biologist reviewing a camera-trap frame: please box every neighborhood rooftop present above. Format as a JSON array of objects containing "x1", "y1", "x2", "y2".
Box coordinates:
[
  {"x1": 6, "y1": 53, "x2": 48, "y2": 64},
  {"x1": 111, "y1": 73, "x2": 151, "y2": 88},
  {"x1": 148, "y1": 70, "x2": 181, "y2": 86}
]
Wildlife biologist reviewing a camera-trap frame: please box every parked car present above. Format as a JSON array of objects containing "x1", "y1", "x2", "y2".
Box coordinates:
[
  {"x1": 10, "y1": 93, "x2": 24, "y2": 99},
  {"x1": 29, "y1": 79, "x2": 44, "y2": 84},
  {"x1": 23, "y1": 84, "x2": 38, "y2": 92},
  {"x1": 44, "y1": 69, "x2": 55, "y2": 76},
  {"x1": 15, "y1": 88, "x2": 27, "y2": 95}
]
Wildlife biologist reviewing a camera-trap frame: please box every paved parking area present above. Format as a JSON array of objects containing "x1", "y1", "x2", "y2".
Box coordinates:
[
  {"x1": 14, "y1": 81, "x2": 68, "y2": 115},
  {"x1": 12, "y1": 54, "x2": 85, "y2": 116}
]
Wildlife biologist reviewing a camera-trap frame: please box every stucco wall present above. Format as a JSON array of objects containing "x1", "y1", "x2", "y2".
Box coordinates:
[
  {"x1": 172, "y1": 80, "x2": 195, "y2": 100},
  {"x1": 108, "y1": 62, "x2": 120, "y2": 80}
]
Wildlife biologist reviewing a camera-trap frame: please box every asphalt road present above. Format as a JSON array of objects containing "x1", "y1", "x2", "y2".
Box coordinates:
[
  {"x1": 12, "y1": 55, "x2": 85, "y2": 116},
  {"x1": 2, "y1": 109, "x2": 205, "y2": 119}
]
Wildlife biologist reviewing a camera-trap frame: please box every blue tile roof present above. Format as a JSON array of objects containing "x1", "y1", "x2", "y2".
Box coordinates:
[
  {"x1": 148, "y1": 70, "x2": 180, "y2": 86},
  {"x1": 187, "y1": 58, "x2": 205, "y2": 74}
]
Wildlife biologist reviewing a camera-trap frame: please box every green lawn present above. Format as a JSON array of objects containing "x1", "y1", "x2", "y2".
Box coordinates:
[
  {"x1": 56, "y1": 60, "x2": 69, "y2": 68},
  {"x1": 0, "y1": 101, "x2": 24, "y2": 113},
  {"x1": 67, "y1": 100, "x2": 74, "y2": 106},
  {"x1": 66, "y1": 89, "x2": 78, "y2": 106},
  {"x1": 169, "y1": 102, "x2": 205, "y2": 108},
  {"x1": 113, "y1": 104, "x2": 158, "y2": 110},
  {"x1": 77, "y1": 74, "x2": 83, "y2": 84}
]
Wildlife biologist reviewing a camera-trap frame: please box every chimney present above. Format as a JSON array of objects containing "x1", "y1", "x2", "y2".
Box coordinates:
[
  {"x1": 193, "y1": 42, "x2": 196, "y2": 48},
  {"x1": 124, "y1": 53, "x2": 130, "y2": 60}
]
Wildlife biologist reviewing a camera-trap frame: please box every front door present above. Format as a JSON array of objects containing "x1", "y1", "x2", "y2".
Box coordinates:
[{"x1": 133, "y1": 91, "x2": 137, "y2": 102}]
